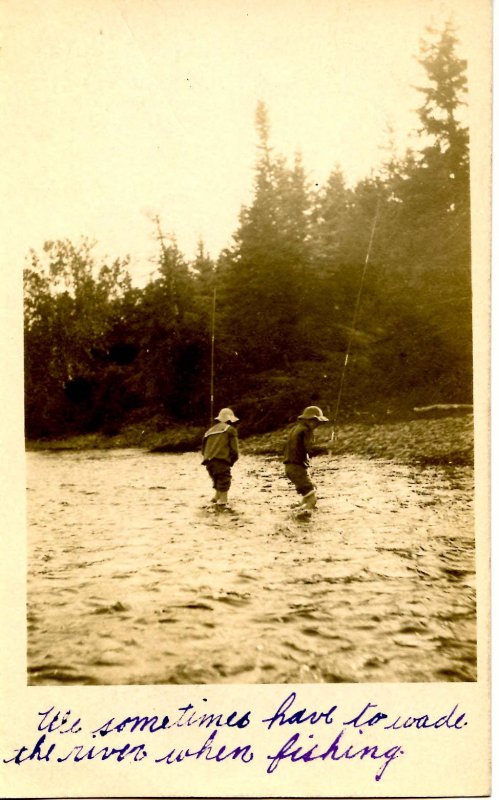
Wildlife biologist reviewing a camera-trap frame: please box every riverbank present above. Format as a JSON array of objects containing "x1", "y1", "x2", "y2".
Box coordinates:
[{"x1": 26, "y1": 412, "x2": 474, "y2": 465}]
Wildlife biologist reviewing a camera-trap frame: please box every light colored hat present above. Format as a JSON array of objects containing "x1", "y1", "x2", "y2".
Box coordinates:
[
  {"x1": 298, "y1": 405, "x2": 329, "y2": 422},
  {"x1": 215, "y1": 407, "x2": 239, "y2": 423}
]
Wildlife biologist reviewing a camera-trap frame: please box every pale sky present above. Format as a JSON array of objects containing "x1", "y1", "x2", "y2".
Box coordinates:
[{"x1": 1, "y1": 0, "x2": 487, "y2": 285}]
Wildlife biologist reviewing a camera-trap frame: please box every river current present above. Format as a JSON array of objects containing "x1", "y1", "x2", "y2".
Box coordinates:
[{"x1": 26, "y1": 449, "x2": 476, "y2": 685}]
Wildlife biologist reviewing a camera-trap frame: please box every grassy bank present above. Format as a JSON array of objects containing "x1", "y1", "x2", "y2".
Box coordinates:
[{"x1": 26, "y1": 412, "x2": 474, "y2": 466}]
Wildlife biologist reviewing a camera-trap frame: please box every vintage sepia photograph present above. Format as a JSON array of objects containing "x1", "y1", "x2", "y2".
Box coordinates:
[{"x1": 12, "y1": 0, "x2": 484, "y2": 691}]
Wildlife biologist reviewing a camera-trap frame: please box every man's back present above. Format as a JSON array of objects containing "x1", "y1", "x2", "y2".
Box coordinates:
[{"x1": 283, "y1": 421, "x2": 312, "y2": 466}]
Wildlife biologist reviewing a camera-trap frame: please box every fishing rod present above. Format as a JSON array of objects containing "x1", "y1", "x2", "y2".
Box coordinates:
[
  {"x1": 209, "y1": 283, "x2": 217, "y2": 424},
  {"x1": 329, "y1": 196, "x2": 381, "y2": 449}
]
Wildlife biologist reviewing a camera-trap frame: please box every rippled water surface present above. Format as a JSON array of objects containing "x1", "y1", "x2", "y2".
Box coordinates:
[{"x1": 26, "y1": 449, "x2": 476, "y2": 685}]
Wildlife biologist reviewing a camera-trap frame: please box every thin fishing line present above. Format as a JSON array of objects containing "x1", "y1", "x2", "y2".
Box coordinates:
[
  {"x1": 209, "y1": 284, "x2": 217, "y2": 424},
  {"x1": 331, "y1": 197, "x2": 381, "y2": 435}
]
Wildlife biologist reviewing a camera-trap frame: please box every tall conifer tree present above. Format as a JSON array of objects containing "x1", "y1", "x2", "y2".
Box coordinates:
[{"x1": 219, "y1": 102, "x2": 312, "y2": 371}]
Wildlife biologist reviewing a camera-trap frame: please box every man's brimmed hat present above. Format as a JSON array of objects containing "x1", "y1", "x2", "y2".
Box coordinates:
[
  {"x1": 215, "y1": 408, "x2": 239, "y2": 423},
  {"x1": 298, "y1": 405, "x2": 329, "y2": 422}
]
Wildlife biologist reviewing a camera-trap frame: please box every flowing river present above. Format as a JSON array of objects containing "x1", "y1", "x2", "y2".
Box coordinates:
[{"x1": 26, "y1": 449, "x2": 476, "y2": 685}]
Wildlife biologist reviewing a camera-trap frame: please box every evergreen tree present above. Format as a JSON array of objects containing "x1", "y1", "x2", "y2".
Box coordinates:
[
  {"x1": 192, "y1": 239, "x2": 216, "y2": 301},
  {"x1": 219, "y1": 102, "x2": 313, "y2": 372},
  {"x1": 132, "y1": 221, "x2": 204, "y2": 418},
  {"x1": 312, "y1": 166, "x2": 352, "y2": 267},
  {"x1": 416, "y1": 21, "x2": 469, "y2": 179},
  {"x1": 365, "y1": 20, "x2": 472, "y2": 406}
]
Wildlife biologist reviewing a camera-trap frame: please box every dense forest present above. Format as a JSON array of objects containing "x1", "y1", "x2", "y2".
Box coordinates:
[{"x1": 24, "y1": 22, "x2": 472, "y2": 441}]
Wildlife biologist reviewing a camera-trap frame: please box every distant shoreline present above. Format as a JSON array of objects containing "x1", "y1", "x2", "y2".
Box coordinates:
[{"x1": 26, "y1": 411, "x2": 474, "y2": 467}]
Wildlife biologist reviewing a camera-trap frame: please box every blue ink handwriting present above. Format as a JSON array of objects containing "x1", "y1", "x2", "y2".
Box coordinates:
[
  {"x1": 38, "y1": 707, "x2": 82, "y2": 734},
  {"x1": 155, "y1": 729, "x2": 254, "y2": 765},
  {"x1": 266, "y1": 728, "x2": 403, "y2": 782},
  {"x1": 262, "y1": 692, "x2": 337, "y2": 730},
  {"x1": 343, "y1": 702, "x2": 467, "y2": 731},
  {"x1": 1, "y1": 694, "x2": 469, "y2": 784},
  {"x1": 92, "y1": 699, "x2": 251, "y2": 738}
]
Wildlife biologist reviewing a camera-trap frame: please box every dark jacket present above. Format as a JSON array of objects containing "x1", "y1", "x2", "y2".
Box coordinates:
[
  {"x1": 283, "y1": 422, "x2": 314, "y2": 467},
  {"x1": 202, "y1": 422, "x2": 239, "y2": 465}
]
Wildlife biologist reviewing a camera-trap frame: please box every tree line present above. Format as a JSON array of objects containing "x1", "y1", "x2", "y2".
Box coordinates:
[{"x1": 24, "y1": 22, "x2": 472, "y2": 440}]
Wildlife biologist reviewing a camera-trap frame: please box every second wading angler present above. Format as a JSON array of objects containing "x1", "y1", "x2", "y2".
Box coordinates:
[{"x1": 284, "y1": 405, "x2": 329, "y2": 518}]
